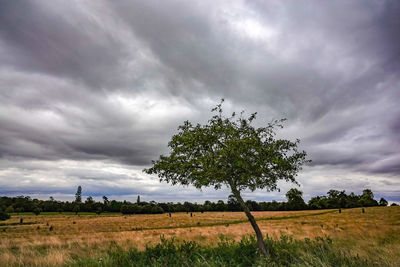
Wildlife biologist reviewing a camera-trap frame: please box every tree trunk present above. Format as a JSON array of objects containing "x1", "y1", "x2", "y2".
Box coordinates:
[{"x1": 230, "y1": 184, "x2": 268, "y2": 256}]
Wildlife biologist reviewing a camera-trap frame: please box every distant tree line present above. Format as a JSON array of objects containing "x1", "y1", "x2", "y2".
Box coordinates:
[{"x1": 0, "y1": 187, "x2": 394, "y2": 219}]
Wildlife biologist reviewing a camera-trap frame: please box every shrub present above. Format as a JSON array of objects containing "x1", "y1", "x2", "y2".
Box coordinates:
[
  {"x1": 96, "y1": 207, "x2": 102, "y2": 215},
  {"x1": 73, "y1": 205, "x2": 80, "y2": 215},
  {"x1": 33, "y1": 207, "x2": 41, "y2": 215},
  {"x1": 0, "y1": 210, "x2": 10, "y2": 221}
]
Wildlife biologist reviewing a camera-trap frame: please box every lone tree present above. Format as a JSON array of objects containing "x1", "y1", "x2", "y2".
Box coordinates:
[
  {"x1": 75, "y1": 186, "x2": 82, "y2": 203},
  {"x1": 144, "y1": 100, "x2": 308, "y2": 256},
  {"x1": 379, "y1": 197, "x2": 388, "y2": 206}
]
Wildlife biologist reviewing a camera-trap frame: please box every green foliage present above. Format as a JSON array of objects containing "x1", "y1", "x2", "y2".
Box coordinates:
[
  {"x1": 0, "y1": 210, "x2": 10, "y2": 221},
  {"x1": 5, "y1": 205, "x2": 14, "y2": 213},
  {"x1": 121, "y1": 204, "x2": 141, "y2": 214},
  {"x1": 359, "y1": 189, "x2": 378, "y2": 207},
  {"x1": 144, "y1": 100, "x2": 308, "y2": 192},
  {"x1": 33, "y1": 207, "x2": 41, "y2": 215},
  {"x1": 103, "y1": 196, "x2": 109, "y2": 206},
  {"x1": 69, "y1": 235, "x2": 376, "y2": 267},
  {"x1": 151, "y1": 205, "x2": 164, "y2": 214},
  {"x1": 121, "y1": 204, "x2": 164, "y2": 214},
  {"x1": 75, "y1": 186, "x2": 82, "y2": 203},
  {"x1": 73, "y1": 205, "x2": 80, "y2": 215},
  {"x1": 0, "y1": 188, "x2": 384, "y2": 214},
  {"x1": 308, "y1": 189, "x2": 381, "y2": 209},
  {"x1": 144, "y1": 100, "x2": 309, "y2": 255},
  {"x1": 379, "y1": 198, "x2": 388, "y2": 206},
  {"x1": 96, "y1": 207, "x2": 102, "y2": 215},
  {"x1": 286, "y1": 188, "x2": 307, "y2": 210}
]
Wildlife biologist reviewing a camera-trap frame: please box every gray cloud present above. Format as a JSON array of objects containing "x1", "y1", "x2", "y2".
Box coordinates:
[{"x1": 0, "y1": 0, "x2": 399, "y2": 201}]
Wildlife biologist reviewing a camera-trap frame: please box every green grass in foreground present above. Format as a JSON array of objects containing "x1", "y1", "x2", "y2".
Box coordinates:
[{"x1": 68, "y1": 235, "x2": 376, "y2": 267}]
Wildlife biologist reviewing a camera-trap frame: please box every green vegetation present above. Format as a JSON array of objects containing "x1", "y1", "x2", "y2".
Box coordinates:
[
  {"x1": 0, "y1": 210, "x2": 10, "y2": 221},
  {"x1": 120, "y1": 203, "x2": 163, "y2": 214},
  {"x1": 69, "y1": 235, "x2": 375, "y2": 267},
  {"x1": 286, "y1": 188, "x2": 307, "y2": 211},
  {"x1": 308, "y1": 189, "x2": 382, "y2": 209},
  {"x1": 32, "y1": 207, "x2": 41, "y2": 215},
  {"x1": 0, "y1": 187, "x2": 387, "y2": 218},
  {"x1": 144, "y1": 100, "x2": 309, "y2": 255}
]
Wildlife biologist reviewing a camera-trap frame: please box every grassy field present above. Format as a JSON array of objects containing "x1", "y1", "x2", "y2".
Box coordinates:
[{"x1": 0, "y1": 207, "x2": 399, "y2": 266}]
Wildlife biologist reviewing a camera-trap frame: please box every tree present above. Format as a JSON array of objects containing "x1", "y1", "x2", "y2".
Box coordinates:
[
  {"x1": 286, "y1": 188, "x2": 306, "y2": 210},
  {"x1": 75, "y1": 186, "x2": 82, "y2": 203},
  {"x1": 359, "y1": 189, "x2": 378, "y2": 207},
  {"x1": 216, "y1": 200, "x2": 226, "y2": 211},
  {"x1": 73, "y1": 205, "x2": 80, "y2": 215},
  {"x1": 0, "y1": 210, "x2": 10, "y2": 221},
  {"x1": 33, "y1": 207, "x2": 41, "y2": 215},
  {"x1": 144, "y1": 100, "x2": 309, "y2": 256},
  {"x1": 227, "y1": 194, "x2": 240, "y2": 211},
  {"x1": 379, "y1": 198, "x2": 388, "y2": 206},
  {"x1": 102, "y1": 196, "x2": 109, "y2": 205},
  {"x1": 102, "y1": 196, "x2": 109, "y2": 210},
  {"x1": 326, "y1": 189, "x2": 341, "y2": 208},
  {"x1": 137, "y1": 195, "x2": 140, "y2": 205},
  {"x1": 84, "y1": 196, "x2": 94, "y2": 211},
  {"x1": 96, "y1": 207, "x2": 102, "y2": 215},
  {"x1": 308, "y1": 196, "x2": 328, "y2": 209}
]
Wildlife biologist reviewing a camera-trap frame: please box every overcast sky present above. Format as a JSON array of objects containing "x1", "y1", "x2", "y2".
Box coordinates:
[{"x1": 0, "y1": 0, "x2": 399, "y2": 203}]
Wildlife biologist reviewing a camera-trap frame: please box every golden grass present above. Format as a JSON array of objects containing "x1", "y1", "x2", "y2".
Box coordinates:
[{"x1": 0, "y1": 206, "x2": 399, "y2": 266}]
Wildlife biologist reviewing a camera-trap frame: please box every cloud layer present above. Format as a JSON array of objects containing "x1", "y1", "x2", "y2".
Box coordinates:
[{"x1": 0, "y1": 0, "x2": 399, "y2": 202}]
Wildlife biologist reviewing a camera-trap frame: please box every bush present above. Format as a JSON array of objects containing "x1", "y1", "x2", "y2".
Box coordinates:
[
  {"x1": 96, "y1": 207, "x2": 102, "y2": 215},
  {"x1": 33, "y1": 207, "x2": 41, "y2": 215},
  {"x1": 0, "y1": 210, "x2": 10, "y2": 221}
]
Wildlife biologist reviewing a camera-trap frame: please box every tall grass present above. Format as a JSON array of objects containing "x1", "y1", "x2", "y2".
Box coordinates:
[
  {"x1": 1, "y1": 207, "x2": 399, "y2": 266},
  {"x1": 69, "y1": 235, "x2": 376, "y2": 267}
]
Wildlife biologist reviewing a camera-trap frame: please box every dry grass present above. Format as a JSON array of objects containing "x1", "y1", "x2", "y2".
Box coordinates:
[{"x1": 0, "y1": 206, "x2": 399, "y2": 266}]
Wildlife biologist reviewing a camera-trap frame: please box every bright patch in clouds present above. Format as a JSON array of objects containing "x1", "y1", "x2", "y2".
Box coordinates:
[{"x1": 233, "y1": 18, "x2": 276, "y2": 40}]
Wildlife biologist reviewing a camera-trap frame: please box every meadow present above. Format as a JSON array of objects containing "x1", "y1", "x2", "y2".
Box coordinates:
[{"x1": 0, "y1": 206, "x2": 399, "y2": 266}]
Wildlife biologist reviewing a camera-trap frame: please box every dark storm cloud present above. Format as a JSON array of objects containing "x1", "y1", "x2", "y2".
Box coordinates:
[
  {"x1": 0, "y1": 1, "x2": 132, "y2": 89},
  {"x1": 0, "y1": 0, "x2": 399, "y2": 200}
]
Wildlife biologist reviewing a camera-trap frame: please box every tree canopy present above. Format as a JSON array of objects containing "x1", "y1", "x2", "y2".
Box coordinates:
[
  {"x1": 286, "y1": 188, "x2": 307, "y2": 210},
  {"x1": 144, "y1": 100, "x2": 308, "y2": 192}
]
